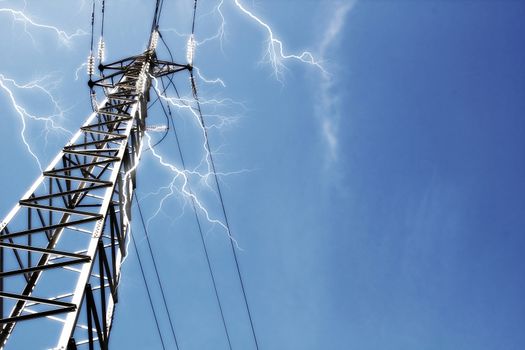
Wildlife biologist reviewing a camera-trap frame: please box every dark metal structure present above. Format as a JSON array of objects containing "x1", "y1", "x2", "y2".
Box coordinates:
[{"x1": 0, "y1": 31, "x2": 189, "y2": 349}]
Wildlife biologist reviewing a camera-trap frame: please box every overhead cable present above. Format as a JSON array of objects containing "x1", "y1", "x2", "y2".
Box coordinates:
[
  {"x1": 189, "y1": 1, "x2": 260, "y2": 347},
  {"x1": 159, "y1": 75, "x2": 234, "y2": 350},
  {"x1": 130, "y1": 219, "x2": 167, "y2": 350},
  {"x1": 135, "y1": 195, "x2": 181, "y2": 350}
]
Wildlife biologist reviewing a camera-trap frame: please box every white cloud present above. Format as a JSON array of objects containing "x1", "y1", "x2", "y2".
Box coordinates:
[{"x1": 317, "y1": 1, "x2": 356, "y2": 163}]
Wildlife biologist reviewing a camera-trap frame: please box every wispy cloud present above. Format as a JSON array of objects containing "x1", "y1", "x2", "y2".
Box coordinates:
[{"x1": 317, "y1": 1, "x2": 356, "y2": 163}]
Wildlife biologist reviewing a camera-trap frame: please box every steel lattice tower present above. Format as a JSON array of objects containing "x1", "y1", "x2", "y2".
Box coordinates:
[{"x1": 0, "y1": 30, "x2": 190, "y2": 349}]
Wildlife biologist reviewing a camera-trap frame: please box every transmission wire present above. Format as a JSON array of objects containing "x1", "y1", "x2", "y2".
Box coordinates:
[
  {"x1": 89, "y1": 0, "x2": 95, "y2": 56},
  {"x1": 130, "y1": 220, "x2": 167, "y2": 350},
  {"x1": 156, "y1": 76, "x2": 234, "y2": 350},
  {"x1": 157, "y1": 0, "x2": 166, "y2": 25},
  {"x1": 100, "y1": 0, "x2": 106, "y2": 37},
  {"x1": 189, "y1": 1, "x2": 261, "y2": 348},
  {"x1": 151, "y1": 0, "x2": 165, "y2": 32},
  {"x1": 151, "y1": 1, "x2": 260, "y2": 348},
  {"x1": 135, "y1": 195, "x2": 181, "y2": 350},
  {"x1": 191, "y1": 0, "x2": 197, "y2": 34},
  {"x1": 87, "y1": 0, "x2": 97, "y2": 111},
  {"x1": 191, "y1": 83, "x2": 260, "y2": 350},
  {"x1": 146, "y1": 78, "x2": 234, "y2": 349},
  {"x1": 144, "y1": 86, "x2": 171, "y2": 151}
]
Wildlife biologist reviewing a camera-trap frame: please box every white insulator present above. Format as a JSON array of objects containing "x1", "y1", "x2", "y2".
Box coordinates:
[
  {"x1": 146, "y1": 124, "x2": 168, "y2": 132},
  {"x1": 186, "y1": 34, "x2": 195, "y2": 65},
  {"x1": 135, "y1": 61, "x2": 151, "y2": 94},
  {"x1": 87, "y1": 54, "x2": 95, "y2": 76},
  {"x1": 98, "y1": 39, "x2": 105, "y2": 62},
  {"x1": 135, "y1": 76, "x2": 142, "y2": 92},
  {"x1": 136, "y1": 72, "x2": 146, "y2": 94},
  {"x1": 150, "y1": 30, "x2": 159, "y2": 50}
]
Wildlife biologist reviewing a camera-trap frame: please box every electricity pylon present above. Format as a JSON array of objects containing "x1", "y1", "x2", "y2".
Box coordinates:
[{"x1": 0, "y1": 30, "x2": 189, "y2": 349}]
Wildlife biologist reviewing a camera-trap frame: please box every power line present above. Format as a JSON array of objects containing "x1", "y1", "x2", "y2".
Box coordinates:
[
  {"x1": 88, "y1": 0, "x2": 96, "y2": 82},
  {"x1": 187, "y1": 3, "x2": 259, "y2": 344},
  {"x1": 158, "y1": 30, "x2": 175, "y2": 65},
  {"x1": 151, "y1": 0, "x2": 165, "y2": 32},
  {"x1": 151, "y1": 2, "x2": 259, "y2": 348},
  {"x1": 100, "y1": 0, "x2": 106, "y2": 37},
  {"x1": 130, "y1": 218, "x2": 167, "y2": 350},
  {"x1": 157, "y1": 0, "x2": 260, "y2": 345},
  {"x1": 191, "y1": 85, "x2": 260, "y2": 349},
  {"x1": 157, "y1": 0, "x2": 166, "y2": 26},
  {"x1": 89, "y1": 0, "x2": 95, "y2": 52},
  {"x1": 135, "y1": 195, "x2": 181, "y2": 350},
  {"x1": 144, "y1": 93, "x2": 170, "y2": 151},
  {"x1": 156, "y1": 76, "x2": 234, "y2": 350},
  {"x1": 191, "y1": 0, "x2": 198, "y2": 35}
]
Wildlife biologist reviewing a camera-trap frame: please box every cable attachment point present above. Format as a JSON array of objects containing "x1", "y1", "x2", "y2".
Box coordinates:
[
  {"x1": 190, "y1": 74, "x2": 198, "y2": 99},
  {"x1": 90, "y1": 90, "x2": 99, "y2": 112}
]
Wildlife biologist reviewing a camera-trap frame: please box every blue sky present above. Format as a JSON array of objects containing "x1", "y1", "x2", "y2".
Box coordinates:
[{"x1": 1, "y1": 1, "x2": 525, "y2": 349}]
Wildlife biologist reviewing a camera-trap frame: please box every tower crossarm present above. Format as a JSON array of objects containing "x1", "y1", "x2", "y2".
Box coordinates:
[{"x1": 151, "y1": 59, "x2": 190, "y2": 78}]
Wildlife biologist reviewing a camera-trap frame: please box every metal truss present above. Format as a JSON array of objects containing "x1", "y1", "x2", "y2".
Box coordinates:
[{"x1": 0, "y1": 34, "x2": 188, "y2": 349}]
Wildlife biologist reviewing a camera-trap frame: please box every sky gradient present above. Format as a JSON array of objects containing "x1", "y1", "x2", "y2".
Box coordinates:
[{"x1": 0, "y1": 1, "x2": 524, "y2": 349}]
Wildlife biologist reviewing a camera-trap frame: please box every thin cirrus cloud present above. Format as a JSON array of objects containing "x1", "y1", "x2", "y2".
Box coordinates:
[{"x1": 317, "y1": 1, "x2": 355, "y2": 164}]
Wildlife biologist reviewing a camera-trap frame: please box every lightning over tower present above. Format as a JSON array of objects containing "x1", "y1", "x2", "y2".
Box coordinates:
[
  {"x1": 0, "y1": 0, "x2": 325, "y2": 348},
  {"x1": 0, "y1": 3, "x2": 192, "y2": 349}
]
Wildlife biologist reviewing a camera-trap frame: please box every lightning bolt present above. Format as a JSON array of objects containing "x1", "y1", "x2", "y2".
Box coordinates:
[
  {"x1": 142, "y1": 175, "x2": 189, "y2": 231},
  {"x1": 138, "y1": 75, "x2": 251, "y2": 248},
  {"x1": 159, "y1": 0, "x2": 225, "y2": 47},
  {"x1": 0, "y1": 74, "x2": 71, "y2": 171},
  {"x1": 0, "y1": 7, "x2": 87, "y2": 45},
  {"x1": 196, "y1": 0, "x2": 226, "y2": 47},
  {"x1": 74, "y1": 62, "x2": 88, "y2": 81},
  {"x1": 143, "y1": 0, "x2": 323, "y2": 247},
  {"x1": 1, "y1": 0, "x2": 322, "y2": 254},
  {"x1": 164, "y1": 0, "x2": 324, "y2": 87},
  {"x1": 0, "y1": 5, "x2": 87, "y2": 172},
  {"x1": 194, "y1": 67, "x2": 226, "y2": 87},
  {"x1": 164, "y1": 0, "x2": 323, "y2": 89},
  {"x1": 201, "y1": 113, "x2": 240, "y2": 131},
  {"x1": 187, "y1": 0, "x2": 325, "y2": 80},
  {"x1": 232, "y1": 0, "x2": 325, "y2": 79},
  {"x1": 0, "y1": 2, "x2": 324, "y2": 346},
  {"x1": 145, "y1": 131, "x2": 242, "y2": 249}
]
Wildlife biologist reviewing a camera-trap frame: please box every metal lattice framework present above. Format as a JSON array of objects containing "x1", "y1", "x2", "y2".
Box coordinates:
[{"x1": 0, "y1": 34, "x2": 189, "y2": 349}]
